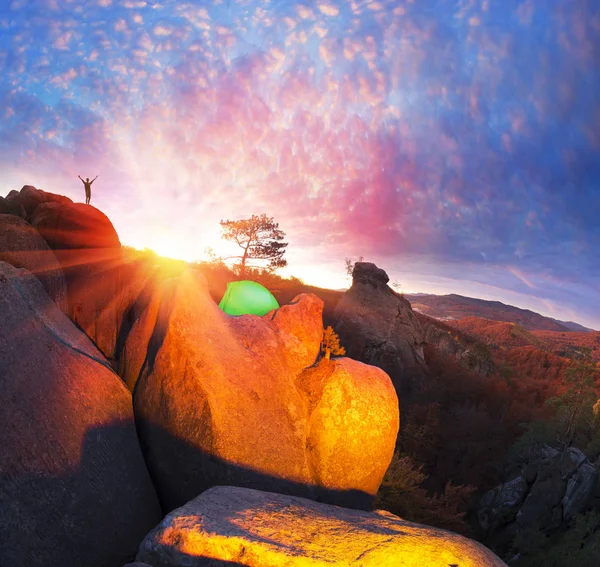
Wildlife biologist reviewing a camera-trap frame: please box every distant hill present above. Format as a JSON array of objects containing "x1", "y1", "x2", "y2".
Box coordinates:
[
  {"x1": 550, "y1": 319, "x2": 595, "y2": 332},
  {"x1": 405, "y1": 293, "x2": 594, "y2": 332}
]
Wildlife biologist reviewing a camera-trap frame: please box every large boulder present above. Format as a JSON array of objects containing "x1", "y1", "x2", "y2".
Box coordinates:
[
  {"x1": 0, "y1": 213, "x2": 68, "y2": 312},
  {"x1": 1, "y1": 186, "x2": 73, "y2": 221},
  {"x1": 129, "y1": 268, "x2": 398, "y2": 511},
  {"x1": 136, "y1": 486, "x2": 508, "y2": 567},
  {"x1": 0, "y1": 261, "x2": 162, "y2": 567},
  {"x1": 333, "y1": 262, "x2": 428, "y2": 394},
  {"x1": 297, "y1": 357, "x2": 399, "y2": 505},
  {"x1": 31, "y1": 200, "x2": 120, "y2": 249},
  {"x1": 0, "y1": 194, "x2": 26, "y2": 218},
  {"x1": 31, "y1": 201, "x2": 127, "y2": 360}
]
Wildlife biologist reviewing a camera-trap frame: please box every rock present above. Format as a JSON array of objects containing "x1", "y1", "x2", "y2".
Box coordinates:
[
  {"x1": 352, "y1": 261, "x2": 390, "y2": 286},
  {"x1": 516, "y1": 459, "x2": 568, "y2": 533},
  {"x1": 478, "y1": 476, "x2": 529, "y2": 532},
  {"x1": 136, "y1": 486, "x2": 508, "y2": 567},
  {"x1": 560, "y1": 447, "x2": 587, "y2": 479},
  {"x1": 459, "y1": 345, "x2": 495, "y2": 376},
  {"x1": 423, "y1": 322, "x2": 464, "y2": 358},
  {"x1": 515, "y1": 448, "x2": 596, "y2": 533},
  {"x1": 31, "y1": 201, "x2": 120, "y2": 249},
  {"x1": 1, "y1": 186, "x2": 73, "y2": 221},
  {"x1": 0, "y1": 214, "x2": 68, "y2": 312},
  {"x1": 563, "y1": 463, "x2": 598, "y2": 522},
  {"x1": 297, "y1": 357, "x2": 399, "y2": 506},
  {"x1": 18, "y1": 185, "x2": 50, "y2": 219},
  {"x1": 481, "y1": 444, "x2": 600, "y2": 555},
  {"x1": 0, "y1": 261, "x2": 162, "y2": 567},
  {"x1": 333, "y1": 262, "x2": 428, "y2": 394},
  {"x1": 130, "y1": 268, "x2": 398, "y2": 511},
  {"x1": 123, "y1": 564, "x2": 155, "y2": 567},
  {"x1": 30, "y1": 201, "x2": 129, "y2": 360},
  {"x1": 0, "y1": 195, "x2": 27, "y2": 218}
]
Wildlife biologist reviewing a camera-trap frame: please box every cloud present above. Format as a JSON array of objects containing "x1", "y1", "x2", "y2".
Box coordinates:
[{"x1": 1, "y1": 0, "x2": 599, "y2": 327}]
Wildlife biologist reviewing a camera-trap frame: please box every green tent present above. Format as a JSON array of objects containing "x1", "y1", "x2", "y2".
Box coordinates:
[{"x1": 218, "y1": 280, "x2": 280, "y2": 316}]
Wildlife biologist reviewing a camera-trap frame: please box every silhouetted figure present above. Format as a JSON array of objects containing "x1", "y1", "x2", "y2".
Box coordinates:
[{"x1": 78, "y1": 175, "x2": 98, "y2": 205}]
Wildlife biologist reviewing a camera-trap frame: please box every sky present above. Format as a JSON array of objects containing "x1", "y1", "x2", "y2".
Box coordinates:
[{"x1": 0, "y1": 0, "x2": 599, "y2": 329}]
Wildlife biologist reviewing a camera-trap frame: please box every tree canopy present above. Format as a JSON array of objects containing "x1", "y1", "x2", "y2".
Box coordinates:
[{"x1": 220, "y1": 214, "x2": 288, "y2": 278}]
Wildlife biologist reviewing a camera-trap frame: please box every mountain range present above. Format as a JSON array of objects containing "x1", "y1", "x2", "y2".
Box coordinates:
[{"x1": 404, "y1": 293, "x2": 596, "y2": 332}]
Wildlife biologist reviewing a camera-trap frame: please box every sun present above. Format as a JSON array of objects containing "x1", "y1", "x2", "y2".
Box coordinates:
[{"x1": 137, "y1": 227, "x2": 238, "y2": 264}]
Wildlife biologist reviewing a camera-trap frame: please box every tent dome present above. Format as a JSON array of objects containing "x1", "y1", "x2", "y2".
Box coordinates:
[{"x1": 218, "y1": 280, "x2": 280, "y2": 316}]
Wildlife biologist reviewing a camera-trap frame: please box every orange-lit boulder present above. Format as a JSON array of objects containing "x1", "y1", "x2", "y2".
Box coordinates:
[
  {"x1": 0, "y1": 213, "x2": 67, "y2": 312},
  {"x1": 129, "y1": 267, "x2": 398, "y2": 512},
  {"x1": 132, "y1": 270, "x2": 320, "y2": 511},
  {"x1": 0, "y1": 261, "x2": 162, "y2": 567},
  {"x1": 297, "y1": 358, "x2": 399, "y2": 504},
  {"x1": 136, "y1": 486, "x2": 508, "y2": 567}
]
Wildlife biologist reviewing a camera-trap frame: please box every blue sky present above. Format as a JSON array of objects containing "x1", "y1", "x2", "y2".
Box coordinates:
[{"x1": 1, "y1": 0, "x2": 599, "y2": 328}]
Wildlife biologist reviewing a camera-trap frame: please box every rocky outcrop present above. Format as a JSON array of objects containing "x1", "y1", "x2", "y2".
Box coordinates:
[
  {"x1": 0, "y1": 194, "x2": 26, "y2": 218},
  {"x1": 0, "y1": 261, "x2": 162, "y2": 567},
  {"x1": 128, "y1": 268, "x2": 398, "y2": 512},
  {"x1": 0, "y1": 186, "x2": 129, "y2": 361},
  {"x1": 22, "y1": 192, "x2": 129, "y2": 360},
  {"x1": 136, "y1": 486, "x2": 507, "y2": 567},
  {"x1": 459, "y1": 344, "x2": 495, "y2": 377},
  {"x1": 333, "y1": 262, "x2": 428, "y2": 394},
  {"x1": 0, "y1": 185, "x2": 72, "y2": 221},
  {"x1": 32, "y1": 200, "x2": 120, "y2": 249},
  {"x1": 0, "y1": 213, "x2": 67, "y2": 312},
  {"x1": 422, "y1": 321, "x2": 464, "y2": 358},
  {"x1": 478, "y1": 445, "x2": 598, "y2": 553}
]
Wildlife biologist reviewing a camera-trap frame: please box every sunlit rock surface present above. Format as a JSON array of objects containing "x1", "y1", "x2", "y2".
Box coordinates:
[
  {"x1": 0, "y1": 261, "x2": 162, "y2": 567},
  {"x1": 297, "y1": 357, "x2": 399, "y2": 500},
  {"x1": 0, "y1": 213, "x2": 68, "y2": 312},
  {"x1": 333, "y1": 262, "x2": 428, "y2": 395},
  {"x1": 137, "y1": 486, "x2": 507, "y2": 567},
  {"x1": 128, "y1": 268, "x2": 398, "y2": 511}
]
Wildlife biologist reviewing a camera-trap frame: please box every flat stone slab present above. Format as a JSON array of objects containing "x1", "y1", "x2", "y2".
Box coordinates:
[{"x1": 138, "y1": 486, "x2": 507, "y2": 566}]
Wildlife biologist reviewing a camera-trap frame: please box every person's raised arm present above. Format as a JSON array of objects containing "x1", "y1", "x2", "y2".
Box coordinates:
[
  {"x1": 91, "y1": 175, "x2": 98, "y2": 184},
  {"x1": 78, "y1": 175, "x2": 83, "y2": 182}
]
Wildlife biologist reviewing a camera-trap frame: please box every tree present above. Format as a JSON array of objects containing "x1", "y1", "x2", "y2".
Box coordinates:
[
  {"x1": 547, "y1": 347, "x2": 599, "y2": 454},
  {"x1": 220, "y1": 214, "x2": 287, "y2": 278},
  {"x1": 321, "y1": 326, "x2": 346, "y2": 360}
]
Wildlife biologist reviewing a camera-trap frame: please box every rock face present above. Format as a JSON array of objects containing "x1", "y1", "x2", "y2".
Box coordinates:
[
  {"x1": 458, "y1": 345, "x2": 495, "y2": 377},
  {"x1": 31, "y1": 200, "x2": 120, "y2": 249},
  {"x1": 0, "y1": 261, "x2": 162, "y2": 567},
  {"x1": 422, "y1": 321, "x2": 464, "y2": 358},
  {"x1": 136, "y1": 486, "x2": 508, "y2": 567},
  {"x1": 478, "y1": 445, "x2": 598, "y2": 553},
  {"x1": 0, "y1": 185, "x2": 72, "y2": 221},
  {"x1": 28, "y1": 196, "x2": 127, "y2": 360},
  {"x1": 0, "y1": 213, "x2": 68, "y2": 312},
  {"x1": 0, "y1": 194, "x2": 27, "y2": 218},
  {"x1": 333, "y1": 262, "x2": 428, "y2": 394},
  {"x1": 0, "y1": 186, "x2": 128, "y2": 361},
  {"x1": 128, "y1": 268, "x2": 398, "y2": 512}
]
